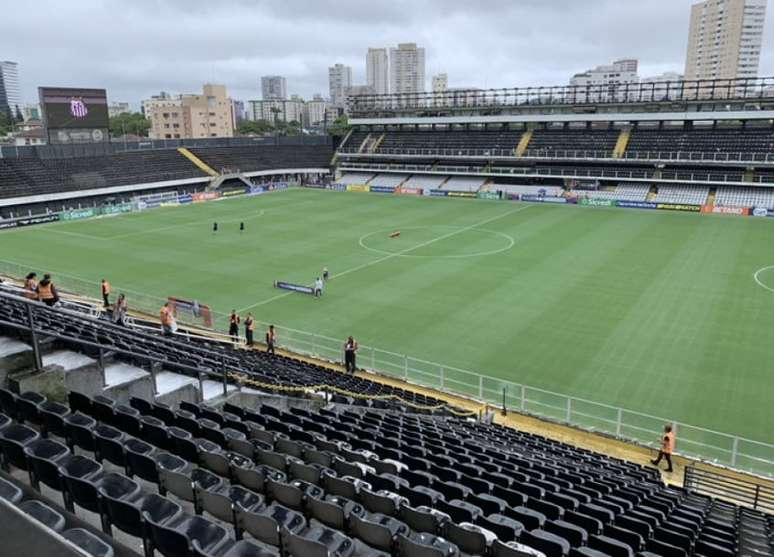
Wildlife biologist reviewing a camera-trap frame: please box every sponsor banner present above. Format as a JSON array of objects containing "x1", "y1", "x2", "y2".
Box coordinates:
[
  {"x1": 102, "y1": 203, "x2": 134, "y2": 215},
  {"x1": 701, "y1": 205, "x2": 749, "y2": 216},
  {"x1": 178, "y1": 194, "x2": 193, "y2": 204},
  {"x1": 752, "y1": 207, "x2": 769, "y2": 217},
  {"x1": 477, "y1": 192, "x2": 499, "y2": 200},
  {"x1": 221, "y1": 187, "x2": 248, "y2": 198},
  {"x1": 159, "y1": 200, "x2": 180, "y2": 207},
  {"x1": 248, "y1": 185, "x2": 264, "y2": 195},
  {"x1": 369, "y1": 186, "x2": 396, "y2": 194},
  {"x1": 579, "y1": 198, "x2": 616, "y2": 207},
  {"x1": 397, "y1": 187, "x2": 422, "y2": 196},
  {"x1": 447, "y1": 191, "x2": 477, "y2": 198},
  {"x1": 60, "y1": 208, "x2": 97, "y2": 221},
  {"x1": 346, "y1": 184, "x2": 370, "y2": 193},
  {"x1": 617, "y1": 200, "x2": 657, "y2": 210},
  {"x1": 0, "y1": 213, "x2": 61, "y2": 230},
  {"x1": 274, "y1": 281, "x2": 315, "y2": 295},
  {"x1": 168, "y1": 296, "x2": 213, "y2": 328},
  {"x1": 304, "y1": 183, "x2": 327, "y2": 189},
  {"x1": 429, "y1": 190, "x2": 448, "y2": 197},
  {"x1": 657, "y1": 203, "x2": 701, "y2": 213},
  {"x1": 507, "y1": 193, "x2": 521, "y2": 201},
  {"x1": 327, "y1": 184, "x2": 347, "y2": 191},
  {"x1": 521, "y1": 194, "x2": 567, "y2": 204},
  {"x1": 192, "y1": 192, "x2": 220, "y2": 202}
]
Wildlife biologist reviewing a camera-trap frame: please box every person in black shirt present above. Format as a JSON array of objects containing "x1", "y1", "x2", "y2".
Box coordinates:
[{"x1": 344, "y1": 336, "x2": 358, "y2": 374}]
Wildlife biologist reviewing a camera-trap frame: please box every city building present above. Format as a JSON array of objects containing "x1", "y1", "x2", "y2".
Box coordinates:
[
  {"x1": 366, "y1": 48, "x2": 389, "y2": 95},
  {"x1": 569, "y1": 59, "x2": 640, "y2": 102},
  {"x1": 145, "y1": 84, "x2": 235, "y2": 140},
  {"x1": 329, "y1": 64, "x2": 352, "y2": 108},
  {"x1": 261, "y1": 75, "x2": 287, "y2": 100},
  {"x1": 232, "y1": 100, "x2": 245, "y2": 123},
  {"x1": 684, "y1": 0, "x2": 767, "y2": 83},
  {"x1": 108, "y1": 102, "x2": 131, "y2": 118},
  {"x1": 22, "y1": 103, "x2": 41, "y2": 121},
  {"x1": 390, "y1": 43, "x2": 426, "y2": 95},
  {"x1": 141, "y1": 92, "x2": 177, "y2": 117},
  {"x1": 0, "y1": 61, "x2": 22, "y2": 118},
  {"x1": 640, "y1": 72, "x2": 685, "y2": 101},
  {"x1": 432, "y1": 73, "x2": 448, "y2": 93},
  {"x1": 305, "y1": 94, "x2": 330, "y2": 127},
  {"x1": 247, "y1": 98, "x2": 305, "y2": 125}
]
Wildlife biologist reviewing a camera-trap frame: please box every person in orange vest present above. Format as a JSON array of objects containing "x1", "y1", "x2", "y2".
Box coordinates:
[
  {"x1": 265, "y1": 325, "x2": 276, "y2": 355},
  {"x1": 651, "y1": 424, "x2": 676, "y2": 473},
  {"x1": 101, "y1": 278, "x2": 111, "y2": 307},
  {"x1": 160, "y1": 302, "x2": 174, "y2": 336},
  {"x1": 244, "y1": 313, "x2": 255, "y2": 346},
  {"x1": 23, "y1": 272, "x2": 38, "y2": 299},
  {"x1": 37, "y1": 274, "x2": 59, "y2": 307},
  {"x1": 228, "y1": 310, "x2": 241, "y2": 342}
]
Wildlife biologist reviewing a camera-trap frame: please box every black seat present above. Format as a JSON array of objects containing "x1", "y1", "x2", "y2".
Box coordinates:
[
  {"x1": 238, "y1": 502, "x2": 306, "y2": 547},
  {"x1": 545, "y1": 519, "x2": 588, "y2": 547},
  {"x1": 194, "y1": 539, "x2": 275, "y2": 557},
  {"x1": 59, "y1": 455, "x2": 104, "y2": 514},
  {"x1": 522, "y1": 529, "x2": 571, "y2": 557},
  {"x1": 444, "y1": 521, "x2": 489, "y2": 556},
  {"x1": 94, "y1": 424, "x2": 126, "y2": 467},
  {"x1": 62, "y1": 528, "x2": 114, "y2": 557},
  {"x1": 25, "y1": 438, "x2": 70, "y2": 491},
  {"x1": 19, "y1": 499, "x2": 66, "y2": 532},
  {"x1": 39, "y1": 401, "x2": 70, "y2": 437},
  {"x1": 478, "y1": 513, "x2": 524, "y2": 543},
  {"x1": 200, "y1": 484, "x2": 264, "y2": 535},
  {"x1": 350, "y1": 512, "x2": 407, "y2": 553},
  {"x1": 16, "y1": 391, "x2": 46, "y2": 425},
  {"x1": 397, "y1": 533, "x2": 455, "y2": 557},
  {"x1": 0, "y1": 423, "x2": 40, "y2": 470},
  {"x1": 0, "y1": 475, "x2": 23, "y2": 503},
  {"x1": 508, "y1": 506, "x2": 546, "y2": 531},
  {"x1": 146, "y1": 513, "x2": 230, "y2": 557},
  {"x1": 400, "y1": 505, "x2": 441, "y2": 535},
  {"x1": 604, "y1": 524, "x2": 643, "y2": 553},
  {"x1": 589, "y1": 534, "x2": 634, "y2": 557},
  {"x1": 64, "y1": 413, "x2": 97, "y2": 452},
  {"x1": 283, "y1": 526, "x2": 355, "y2": 557},
  {"x1": 97, "y1": 472, "x2": 143, "y2": 536}
]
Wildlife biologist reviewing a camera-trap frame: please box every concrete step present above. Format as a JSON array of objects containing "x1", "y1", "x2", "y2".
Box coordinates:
[
  {"x1": 102, "y1": 362, "x2": 153, "y2": 404},
  {"x1": 0, "y1": 336, "x2": 33, "y2": 386},
  {"x1": 153, "y1": 371, "x2": 199, "y2": 407}
]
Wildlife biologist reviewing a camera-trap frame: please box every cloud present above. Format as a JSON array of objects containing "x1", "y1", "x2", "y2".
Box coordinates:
[{"x1": 3, "y1": 0, "x2": 772, "y2": 109}]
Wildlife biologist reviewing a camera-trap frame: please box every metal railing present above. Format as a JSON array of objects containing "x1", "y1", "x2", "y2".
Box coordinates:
[
  {"x1": 1, "y1": 259, "x2": 772, "y2": 478},
  {"x1": 339, "y1": 147, "x2": 774, "y2": 165},
  {"x1": 347, "y1": 76, "x2": 774, "y2": 114},
  {"x1": 684, "y1": 465, "x2": 774, "y2": 513}
]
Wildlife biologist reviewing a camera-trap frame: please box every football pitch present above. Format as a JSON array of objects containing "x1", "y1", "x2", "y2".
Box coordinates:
[{"x1": 2, "y1": 188, "x2": 773, "y2": 447}]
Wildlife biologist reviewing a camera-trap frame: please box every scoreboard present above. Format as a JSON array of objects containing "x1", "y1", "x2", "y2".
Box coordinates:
[{"x1": 38, "y1": 87, "x2": 110, "y2": 144}]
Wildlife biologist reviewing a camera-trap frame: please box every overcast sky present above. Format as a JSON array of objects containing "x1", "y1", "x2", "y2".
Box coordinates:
[{"x1": 3, "y1": 0, "x2": 773, "y2": 109}]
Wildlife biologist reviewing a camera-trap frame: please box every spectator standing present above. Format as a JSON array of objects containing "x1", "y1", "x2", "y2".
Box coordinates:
[
  {"x1": 113, "y1": 293, "x2": 128, "y2": 326},
  {"x1": 651, "y1": 424, "x2": 676, "y2": 473},
  {"x1": 314, "y1": 277, "x2": 323, "y2": 298},
  {"x1": 228, "y1": 310, "x2": 241, "y2": 341},
  {"x1": 322, "y1": 267, "x2": 329, "y2": 281},
  {"x1": 101, "y1": 278, "x2": 111, "y2": 307},
  {"x1": 245, "y1": 313, "x2": 255, "y2": 346},
  {"x1": 266, "y1": 325, "x2": 276, "y2": 355},
  {"x1": 344, "y1": 336, "x2": 358, "y2": 374},
  {"x1": 23, "y1": 272, "x2": 38, "y2": 299},
  {"x1": 160, "y1": 302, "x2": 174, "y2": 336},
  {"x1": 37, "y1": 274, "x2": 59, "y2": 307}
]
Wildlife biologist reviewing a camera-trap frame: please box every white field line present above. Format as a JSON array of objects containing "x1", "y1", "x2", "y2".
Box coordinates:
[{"x1": 236, "y1": 203, "x2": 531, "y2": 313}]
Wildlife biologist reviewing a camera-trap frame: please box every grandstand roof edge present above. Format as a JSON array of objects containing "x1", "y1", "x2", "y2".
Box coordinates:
[{"x1": 350, "y1": 110, "x2": 774, "y2": 126}]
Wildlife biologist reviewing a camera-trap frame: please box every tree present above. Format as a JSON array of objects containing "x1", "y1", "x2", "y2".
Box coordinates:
[
  {"x1": 14, "y1": 105, "x2": 24, "y2": 123},
  {"x1": 328, "y1": 114, "x2": 349, "y2": 136},
  {"x1": 237, "y1": 119, "x2": 273, "y2": 135},
  {"x1": 109, "y1": 112, "x2": 151, "y2": 138},
  {"x1": 0, "y1": 108, "x2": 13, "y2": 135}
]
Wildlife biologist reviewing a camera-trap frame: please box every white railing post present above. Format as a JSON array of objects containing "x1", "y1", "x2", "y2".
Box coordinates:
[
  {"x1": 403, "y1": 355, "x2": 408, "y2": 381},
  {"x1": 731, "y1": 437, "x2": 739, "y2": 467},
  {"x1": 479, "y1": 375, "x2": 484, "y2": 399},
  {"x1": 371, "y1": 348, "x2": 375, "y2": 370},
  {"x1": 520, "y1": 385, "x2": 525, "y2": 410},
  {"x1": 440, "y1": 367, "x2": 445, "y2": 389},
  {"x1": 616, "y1": 408, "x2": 623, "y2": 437},
  {"x1": 566, "y1": 398, "x2": 572, "y2": 422}
]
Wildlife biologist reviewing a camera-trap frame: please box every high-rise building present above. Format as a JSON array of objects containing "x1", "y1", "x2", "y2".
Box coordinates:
[
  {"x1": 261, "y1": 75, "x2": 287, "y2": 100},
  {"x1": 146, "y1": 84, "x2": 235, "y2": 139},
  {"x1": 569, "y1": 59, "x2": 640, "y2": 102},
  {"x1": 0, "y1": 61, "x2": 22, "y2": 118},
  {"x1": 328, "y1": 63, "x2": 352, "y2": 108},
  {"x1": 640, "y1": 72, "x2": 685, "y2": 101},
  {"x1": 366, "y1": 48, "x2": 389, "y2": 95},
  {"x1": 432, "y1": 73, "x2": 448, "y2": 93},
  {"x1": 389, "y1": 43, "x2": 425, "y2": 95},
  {"x1": 108, "y1": 102, "x2": 131, "y2": 118},
  {"x1": 305, "y1": 94, "x2": 330, "y2": 127},
  {"x1": 232, "y1": 100, "x2": 245, "y2": 123},
  {"x1": 684, "y1": 0, "x2": 767, "y2": 82}
]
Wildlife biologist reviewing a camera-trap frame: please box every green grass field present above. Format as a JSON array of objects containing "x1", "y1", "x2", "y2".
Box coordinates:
[{"x1": 3, "y1": 188, "x2": 773, "y2": 454}]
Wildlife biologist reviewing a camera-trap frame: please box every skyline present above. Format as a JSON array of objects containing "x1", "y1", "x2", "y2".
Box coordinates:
[{"x1": 3, "y1": 0, "x2": 773, "y2": 109}]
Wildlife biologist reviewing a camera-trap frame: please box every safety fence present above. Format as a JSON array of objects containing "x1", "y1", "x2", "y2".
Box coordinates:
[
  {"x1": 1, "y1": 258, "x2": 773, "y2": 479},
  {"x1": 684, "y1": 465, "x2": 774, "y2": 513}
]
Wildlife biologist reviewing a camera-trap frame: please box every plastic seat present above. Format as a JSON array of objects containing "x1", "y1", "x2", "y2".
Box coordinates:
[
  {"x1": 91, "y1": 395, "x2": 116, "y2": 425},
  {"x1": 68, "y1": 391, "x2": 93, "y2": 416},
  {"x1": 545, "y1": 519, "x2": 587, "y2": 547},
  {"x1": 96, "y1": 472, "x2": 142, "y2": 534},
  {"x1": 146, "y1": 513, "x2": 230, "y2": 557},
  {"x1": 492, "y1": 540, "x2": 547, "y2": 557},
  {"x1": 63, "y1": 528, "x2": 114, "y2": 557},
  {"x1": 140, "y1": 415, "x2": 170, "y2": 450},
  {"x1": 59, "y1": 455, "x2": 105, "y2": 513},
  {"x1": 0, "y1": 389, "x2": 17, "y2": 420},
  {"x1": 94, "y1": 424, "x2": 126, "y2": 467},
  {"x1": 308, "y1": 494, "x2": 362, "y2": 531},
  {"x1": 604, "y1": 524, "x2": 643, "y2": 553},
  {"x1": 156, "y1": 452, "x2": 192, "y2": 497},
  {"x1": 200, "y1": 445, "x2": 231, "y2": 478},
  {"x1": 444, "y1": 521, "x2": 489, "y2": 556},
  {"x1": 114, "y1": 405, "x2": 141, "y2": 437},
  {"x1": 401, "y1": 504, "x2": 442, "y2": 535},
  {"x1": 397, "y1": 532, "x2": 458, "y2": 557},
  {"x1": 64, "y1": 412, "x2": 97, "y2": 452},
  {"x1": 238, "y1": 502, "x2": 306, "y2": 547},
  {"x1": 39, "y1": 401, "x2": 70, "y2": 438},
  {"x1": 168, "y1": 426, "x2": 198, "y2": 462},
  {"x1": 589, "y1": 534, "x2": 634, "y2": 557},
  {"x1": 522, "y1": 529, "x2": 571, "y2": 557},
  {"x1": 194, "y1": 539, "x2": 276, "y2": 557},
  {"x1": 0, "y1": 475, "x2": 23, "y2": 503},
  {"x1": 0, "y1": 423, "x2": 40, "y2": 470},
  {"x1": 283, "y1": 526, "x2": 355, "y2": 557},
  {"x1": 16, "y1": 391, "x2": 46, "y2": 425},
  {"x1": 508, "y1": 507, "x2": 546, "y2": 531},
  {"x1": 124, "y1": 438, "x2": 158, "y2": 483},
  {"x1": 478, "y1": 513, "x2": 524, "y2": 543},
  {"x1": 352, "y1": 511, "x2": 409, "y2": 553},
  {"x1": 19, "y1": 499, "x2": 66, "y2": 532},
  {"x1": 200, "y1": 484, "x2": 264, "y2": 532},
  {"x1": 25, "y1": 438, "x2": 70, "y2": 491}
]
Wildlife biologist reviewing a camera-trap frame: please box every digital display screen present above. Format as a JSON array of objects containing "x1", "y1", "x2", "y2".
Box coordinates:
[{"x1": 39, "y1": 87, "x2": 109, "y2": 143}]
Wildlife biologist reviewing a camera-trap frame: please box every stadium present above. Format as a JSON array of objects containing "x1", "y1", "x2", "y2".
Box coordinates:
[{"x1": 1, "y1": 71, "x2": 774, "y2": 557}]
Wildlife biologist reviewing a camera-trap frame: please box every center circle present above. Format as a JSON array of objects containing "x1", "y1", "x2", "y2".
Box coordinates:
[
  {"x1": 753, "y1": 265, "x2": 774, "y2": 293},
  {"x1": 359, "y1": 225, "x2": 515, "y2": 259}
]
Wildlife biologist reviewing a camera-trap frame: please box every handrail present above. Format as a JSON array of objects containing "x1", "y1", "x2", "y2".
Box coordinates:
[{"x1": 684, "y1": 465, "x2": 774, "y2": 513}]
